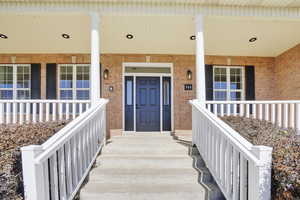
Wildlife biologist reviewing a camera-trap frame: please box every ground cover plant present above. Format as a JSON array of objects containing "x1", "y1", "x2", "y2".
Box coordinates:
[
  {"x1": 222, "y1": 116, "x2": 300, "y2": 200},
  {"x1": 0, "y1": 121, "x2": 68, "y2": 200}
]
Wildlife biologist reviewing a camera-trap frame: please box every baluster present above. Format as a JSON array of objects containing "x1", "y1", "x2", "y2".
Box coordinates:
[
  {"x1": 65, "y1": 141, "x2": 73, "y2": 195},
  {"x1": 239, "y1": 155, "x2": 248, "y2": 200},
  {"x1": 295, "y1": 103, "x2": 300, "y2": 135},
  {"x1": 226, "y1": 144, "x2": 232, "y2": 196},
  {"x1": 233, "y1": 103, "x2": 237, "y2": 116},
  {"x1": 0, "y1": 102, "x2": 3, "y2": 124},
  {"x1": 58, "y1": 147, "x2": 67, "y2": 200},
  {"x1": 39, "y1": 103, "x2": 43, "y2": 122},
  {"x1": 232, "y1": 149, "x2": 239, "y2": 200},
  {"x1": 220, "y1": 104, "x2": 224, "y2": 117},
  {"x1": 66, "y1": 103, "x2": 70, "y2": 120},
  {"x1": 289, "y1": 103, "x2": 295, "y2": 128},
  {"x1": 239, "y1": 103, "x2": 244, "y2": 117},
  {"x1": 49, "y1": 154, "x2": 59, "y2": 200},
  {"x1": 77, "y1": 132, "x2": 83, "y2": 177},
  {"x1": 226, "y1": 103, "x2": 230, "y2": 116},
  {"x1": 283, "y1": 103, "x2": 289, "y2": 129},
  {"x1": 46, "y1": 103, "x2": 50, "y2": 122},
  {"x1": 277, "y1": 104, "x2": 282, "y2": 127},
  {"x1": 79, "y1": 103, "x2": 83, "y2": 115},
  {"x1": 258, "y1": 104, "x2": 263, "y2": 120},
  {"x1": 252, "y1": 104, "x2": 257, "y2": 119},
  {"x1": 72, "y1": 137, "x2": 79, "y2": 186},
  {"x1": 20, "y1": 102, "x2": 24, "y2": 124},
  {"x1": 13, "y1": 102, "x2": 17, "y2": 124},
  {"x1": 52, "y1": 103, "x2": 56, "y2": 121},
  {"x1": 213, "y1": 104, "x2": 218, "y2": 115},
  {"x1": 59, "y1": 103, "x2": 63, "y2": 120},
  {"x1": 220, "y1": 139, "x2": 226, "y2": 187},
  {"x1": 271, "y1": 104, "x2": 276, "y2": 124},
  {"x1": 6, "y1": 103, "x2": 11, "y2": 124},
  {"x1": 42, "y1": 161, "x2": 50, "y2": 200},
  {"x1": 246, "y1": 104, "x2": 250, "y2": 118},
  {"x1": 26, "y1": 102, "x2": 30, "y2": 123},
  {"x1": 265, "y1": 104, "x2": 270, "y2": 121},
  {"x1": 33, "y1": 103, "x2": 37, "y2": 123},
  {"x1": 72, "y1": 103, "x2": 76, "y2": 119}
]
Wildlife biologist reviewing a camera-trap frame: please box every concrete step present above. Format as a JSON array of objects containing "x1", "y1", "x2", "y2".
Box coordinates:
[
  {"x1": 102, "y1": 145, "x2": 189, "y2": 155},
  {"x1": 81, "y1": 191, "x2": 205, "y2": 200},
  {"x1": 88, "y1": 169, "x2": 199, "y2": 185},
  {"x1": 107, "y1": 137, "x2": 176, "y2": 144},
  {"x1": 94, "y1": 156, "x2": 193, "y2": 169},
  {"x1": 80, "y1": 133, "x2": 209, "y2": 200},
  {"x1": 80, "y1": 183, "x2": 206, "y2": 200}
]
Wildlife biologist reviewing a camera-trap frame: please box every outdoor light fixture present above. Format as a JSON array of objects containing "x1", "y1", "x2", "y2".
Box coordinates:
[
  {"x1": 187, "y1": 70, "x2": 192, "y2": 80},
  {"x1": 249, "y1": 37, "x2": 257, "y2": 42},
  {"x1": 0, "y1": 34, "x2": 8, "y2": 39},
  {"x1": 103, "y1": 69, "x2": 109, "y2": 80},
  {"x1": 62, "y1": 33, "x2": 70, "y2": 39},
  {"x1": 126, "y1": 34, "x2": 134, "y2": 39},
  {"x1": 190, "y1": 35, "x2": 196, "y2": 40}
]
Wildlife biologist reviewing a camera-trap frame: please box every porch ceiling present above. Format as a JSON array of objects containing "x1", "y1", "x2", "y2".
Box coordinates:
[{"x1": 1, "y1": 13, "x2": 300, "y2": 57}]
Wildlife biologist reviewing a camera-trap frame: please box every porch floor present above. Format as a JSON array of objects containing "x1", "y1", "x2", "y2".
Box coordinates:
[{"x1": 80, "y1": 133, "x2": 206, "y2": 200}]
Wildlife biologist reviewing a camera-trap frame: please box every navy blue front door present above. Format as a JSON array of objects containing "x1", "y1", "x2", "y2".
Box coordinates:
[{"x1": 136, "y1": 77, "x2": 160, "y2": 132}]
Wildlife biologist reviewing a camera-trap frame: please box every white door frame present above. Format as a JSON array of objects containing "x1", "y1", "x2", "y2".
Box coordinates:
[{"x1": 122, "y1": 62, "x2": 174, "y2": 134}]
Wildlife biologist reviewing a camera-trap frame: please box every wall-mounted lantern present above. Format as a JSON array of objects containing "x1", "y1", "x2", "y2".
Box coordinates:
[
  {"x1": 103, "y1": 69, "x2": 109, "y2": 80},
  {"x1": 187, "y1": 70, "x2": 192, "y2": 80}
]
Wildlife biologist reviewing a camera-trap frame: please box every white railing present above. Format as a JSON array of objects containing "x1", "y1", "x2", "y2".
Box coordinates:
[
  {"x1": 206, "y1": 100, "x2": 300, "y2": 133},
  {"x1": 21, "y1": 99, "x2": 108, "y2": 200},
  {"x1": 191, "y1": 100, "x2": 273, "y2": 200},
  {"x1": 0, "y1": 99, "x2": 91, "y2": 124}
]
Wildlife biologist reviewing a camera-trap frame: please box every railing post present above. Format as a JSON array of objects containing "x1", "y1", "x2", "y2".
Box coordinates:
[
  {"x1": 21, "y1": 145, "x2": 47, "y2": 200},
  {"x1": 250, "y1": 146, "x2": 273, "y2": 200}
]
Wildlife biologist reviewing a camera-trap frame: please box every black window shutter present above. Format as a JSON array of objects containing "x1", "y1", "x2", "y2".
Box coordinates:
[
  {"x1": 46, "y1": 63, "x2": 57, "y2": 99},
  {"x1": 245, "y1": 66, "x2": 255, "y2": 100},
  {"x1": 31, "y1": 64, "x2": 41, "y2": 99},
  {"x1": 205, "y1": 65, "x2": 213, "y2": 100}
]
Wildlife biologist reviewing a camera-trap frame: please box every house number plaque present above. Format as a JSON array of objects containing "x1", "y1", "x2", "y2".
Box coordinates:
[{"x1": 184, "y1": 84, "x2": 192, "y2": 91}]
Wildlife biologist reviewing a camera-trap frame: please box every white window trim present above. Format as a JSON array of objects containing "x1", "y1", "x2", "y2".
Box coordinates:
[
  {"x1": 57, "y1": 64, "x2": 90, "y2": 100},
  {"x1": 213, "y1": 66, "x2": 245, "y2": 101},
  {"x1": 0, "y1": 64, "x2": 31, "y2": 99}
]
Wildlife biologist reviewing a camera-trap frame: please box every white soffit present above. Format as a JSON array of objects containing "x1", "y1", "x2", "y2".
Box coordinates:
[
  {"x1": 1, "y1": 14, "x2": 300, "y2": 57},
  {"x1": 2, "y1": 1, "x2": 300, "y2": 18}
]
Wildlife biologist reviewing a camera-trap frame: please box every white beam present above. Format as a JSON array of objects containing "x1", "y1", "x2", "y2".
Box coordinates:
[
  {"x1": 195, "y1": 14, "x2": 206, "y2": 101},
  {"x1": 90, "y1": 12, "x2": 100, "y2": 106}
]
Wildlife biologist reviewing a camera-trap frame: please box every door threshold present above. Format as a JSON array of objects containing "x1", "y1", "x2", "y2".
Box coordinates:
[{"x1": 123, "y1": 131, "x2": 171, "y2": 135}]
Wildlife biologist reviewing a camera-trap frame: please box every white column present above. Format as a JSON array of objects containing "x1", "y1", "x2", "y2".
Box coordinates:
[
  {"x1": 90, "y1": 12, "x2": 101, "y2": 106},
  {"x1": 195, "y1": 15, "x2": 206, "y2": 101}
]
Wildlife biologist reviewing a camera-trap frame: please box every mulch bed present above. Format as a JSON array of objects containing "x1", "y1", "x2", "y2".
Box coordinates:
[
  {"x1": 0, "y1": 121, "x2": 68, "y2": 200},
  {"x1": 221, "y1": 116, "x2": 300, "y2": 200}
]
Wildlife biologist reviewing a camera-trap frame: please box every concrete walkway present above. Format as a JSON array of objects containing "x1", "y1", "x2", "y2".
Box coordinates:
[{"x1": 80, "y1": 133, "x2": 206, "y2": 200}]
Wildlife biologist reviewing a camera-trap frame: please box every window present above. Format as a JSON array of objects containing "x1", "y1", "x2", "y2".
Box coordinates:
[
  {"x1": 163, "y1": 79, "x2": 170, "y2": 105},
  {"x1": 0, "y1": 64, "x2": 31, "y2": 99},
  {"x1": 213, "y1": 66, "x2": 244, "y2": 101},
  {"x1": 126, "y1": 79, "x2": 133, "y2": 105},
  {"x1": 58, "y1": 64, "x2": 90, "y2": 100}
]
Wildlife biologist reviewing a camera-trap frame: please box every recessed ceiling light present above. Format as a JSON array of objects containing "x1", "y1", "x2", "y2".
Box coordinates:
[
  {"x1": 126, "y1": 34, "x2": 134, "y2": 39},
  {"x1": 62, "y1": 33, "x2": 70, "y2": 39},
  {"x1": 0, "y1": 34, "x2": 8, "y2": 39},
  {"x1": 249, "y1": 37, "x2": 257, "y2": 43},
  {"x1": 190, "y1": 35, "x2": 196, "y2": 40}
]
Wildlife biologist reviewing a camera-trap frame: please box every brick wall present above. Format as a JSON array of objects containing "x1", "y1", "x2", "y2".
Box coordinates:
[
  {"x1": 275, "y1": 44, "x2": 300, "y2": 100},
  {"x1": 0, "y1": 53, "x2": 276, "y2": 133}
]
